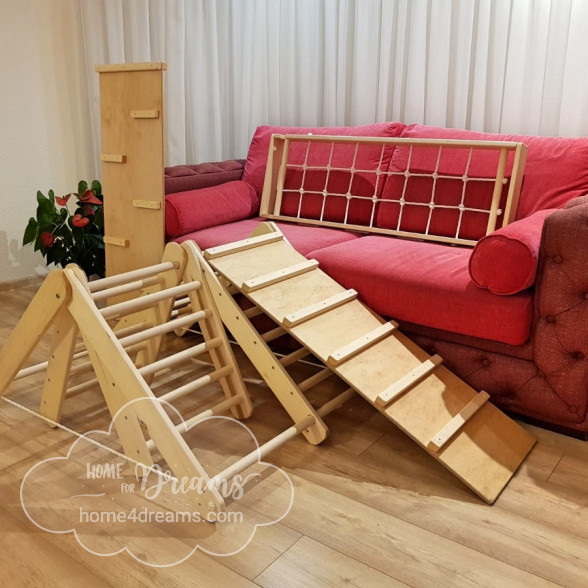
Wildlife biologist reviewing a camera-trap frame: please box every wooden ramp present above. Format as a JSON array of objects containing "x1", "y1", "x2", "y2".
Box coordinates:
[
  {"x1": 0, "y1": 243, "x2": 253, "y2": 517},
  {"x1": 202, "y1": 222, "x2": 535, "y2": 504}
]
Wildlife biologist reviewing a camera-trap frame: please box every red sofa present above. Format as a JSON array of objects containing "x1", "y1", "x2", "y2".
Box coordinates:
[{"x1": 164, "y1": 123, "x2": 588, "y2": 437}]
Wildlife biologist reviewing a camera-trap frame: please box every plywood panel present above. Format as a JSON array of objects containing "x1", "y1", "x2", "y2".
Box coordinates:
[{"x1": 98, "y1": 65, "x2": 166, "y2": 276}]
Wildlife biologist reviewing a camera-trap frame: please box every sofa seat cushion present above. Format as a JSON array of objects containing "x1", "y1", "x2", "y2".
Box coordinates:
[
  {"x1": 165, "y1": 181, "x2": 258, "y2": 238},
  {"x1": 309, "y1": 236, "x2": 534, "y2": 345},
  {"x1": 469, "y1": 208, "x2": 557, "y2": 295},
  {"x1": 170, "y1": 218, "x2": 359, "y2": 256}
]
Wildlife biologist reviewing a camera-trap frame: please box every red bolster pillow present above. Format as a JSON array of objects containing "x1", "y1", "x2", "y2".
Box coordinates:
[
  {"x1": 469, "y1": 209, "x2": 557, "y2": 295},
  {"x1": 165, "y1": 181, "x2": 259, "y2": 238}
]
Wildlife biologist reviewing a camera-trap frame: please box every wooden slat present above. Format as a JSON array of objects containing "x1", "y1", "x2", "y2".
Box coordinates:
[
  {"x1": 428, "y1": 391, "x2": 490, "y2": 452},
  {"x1": 100, "y1": 154, "x2": 126, "y2": 163},
  {"x1": 204, "y1": 232, "x2": 284, "y2": 260},
  {"x1": 283, "y1": 289, "x2": 358, "y2": 327},
  {"x1": 375, "y1": 354, "x2": 443, "y2": 407},
  {"x1": 95, "y1": 62, "x2": 167, "y2": 72},
  {"x1": 132, "y1": 199, "x2": 161, "y2": 210},
  {"x1": 130, "y1": 109, "x2": 159, "y2": 119},
  {"x1": 103, "y1": 236, "x2": 129, "y2": 247},
  {"x1": 327, "y1": 322, "x2": 397, "y2": 367},
  {"x1": 242, "y1": 260, "x2": 319, "y2": 293}
]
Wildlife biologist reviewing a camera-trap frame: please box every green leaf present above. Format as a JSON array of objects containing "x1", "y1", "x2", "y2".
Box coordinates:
[
  {"x1": 36, "y1": 190, "x2": 47, "y2": 205},
  {"x1": 91, "y1": 180, "x2": 102, "y2": 195},
  {"x1": 23, "y1": 217, "x2": 38, "y2": 245},
  {"x1": 78, "y1": 180, "x2": 88, "y2": 194}
]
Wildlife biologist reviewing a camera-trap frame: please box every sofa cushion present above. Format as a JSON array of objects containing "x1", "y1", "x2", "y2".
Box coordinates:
[
  {"x1": 170, "y1": 217, "x2": 359, "y2": 256},
  {"x1": 469, "y1": 209, "x2": 556, "y2": 295},
  {"x1": 165, "y1": 181, "x2": 258, "y2": 238},
  {"x1": 309, "y1": 236, "x2": 533, "y2": 345},
  {"x1": 165, "y1": 160, "x2": 245, "y2": 194},
  {"x1": 386, "y1": 124, "x2": 588, "y2": 220}
]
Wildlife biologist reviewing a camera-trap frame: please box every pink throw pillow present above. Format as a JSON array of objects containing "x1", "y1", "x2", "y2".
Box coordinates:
[{"x1": 165, "y1": 181, "x2": 258, "y2": 238}]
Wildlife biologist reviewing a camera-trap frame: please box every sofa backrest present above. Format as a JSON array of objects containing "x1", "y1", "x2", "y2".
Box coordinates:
[
  {"x1": 242, "y1": 122, "x2": 407, "y2": 197},
  {"x1": 395, "y1": 124, "x2": 588, "y2": 219}
]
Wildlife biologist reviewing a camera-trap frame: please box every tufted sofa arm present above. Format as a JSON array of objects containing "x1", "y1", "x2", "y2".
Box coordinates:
[
  {"x1": 164, "y1": 159, "x2": 246, "y2": 195},
  {"x1": 532, "y1": 195, "x2": 588, "y2": 420}
]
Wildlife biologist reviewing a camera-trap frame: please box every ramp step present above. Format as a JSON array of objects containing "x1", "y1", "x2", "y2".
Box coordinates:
[
  {"x1": 375, "y1": 354, "x2": 443, "y2": 407},
  {"x1": 204, "y1": 232, "x2": 284, "y2": 260},
  {"x1": 283, "y1": 289, "x2": 358, "y2": 327},
  {"x1": 242, "y1": 260, "x2": 319, "y2": 293},
  {"x1": 428, "y1": 391, "x2": 490, "y2": 453},
  {"x1": 327, "y1": 321, "x2": 397, "y2": 366}
]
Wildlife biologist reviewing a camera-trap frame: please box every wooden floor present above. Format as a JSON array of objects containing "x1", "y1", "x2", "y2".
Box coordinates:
[{"x1": 1, "y1": 282, "x2": 588, "y2": 587}]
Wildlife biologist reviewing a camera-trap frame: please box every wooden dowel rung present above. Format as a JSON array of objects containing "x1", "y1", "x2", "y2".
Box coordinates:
[
  {"x1": 91, "y1": 275, "x2": 161, "y2": 302},
  {"x1": 244, "y1": 306, "x2": 265, "y2": 319},
  {"x1": 138, "y1": 338, "x2": 222, "y2": 377},
  {"x1": 101, "y1": 281, "x2": 201, "y2": 319},
  {"x1": 316, "y1": 388, "x2": 356, "y2": 418},
  {"x1": 173, "y1": 296, "x2": 191, "y2": 309},
  {"x1": 261, "y1": 326, "x2": 286, "y2": 343},
  {"x1": 146, "y1": 394, "x2": 244, "y2": 451},
  {"x1": 69, "y1": 359, "x2": 95, "y2": 377},
  {"x1": 66, "y1": 377, "x2": 99, "y2": 397},
  {"x1": 158, "y1": 365, "x2": 233, "y2": 404},
  {"x1": 283, "y1": 289, "x2": 358, "y2": 327},
  {"x1": 298, "y1": 367, "x2": 333, "y2": 393},
  {"x1": 375, "y1": 354, "x2": 443, "y2": 407},
  {"x1": 279, "y1": 347, "x2": 310, "y2": 367},
  {"x1": 204, "y1": 232, "x2": 284, "y2": 260},
  {"x1": 88, "y1": 261, "x2": 178, "y2": 293},
  {"x1": 213, "y1": 414, "x2": 317, "y2": 484},
  {"x1": 428, "y1": 391, "x2": 490, "y2": 453},
  {"x1": 327, "y1": 321, "x2": 398, "y2": 367},
  {"x1": 118, "y1": 311, "x2": 208, "y2": 347},
  {"x1": 242, "y1": 260, "x2": 319, "y2": 293},
  {"x1": 170, "y1": 306, "x2": 193, "y2": 319}
]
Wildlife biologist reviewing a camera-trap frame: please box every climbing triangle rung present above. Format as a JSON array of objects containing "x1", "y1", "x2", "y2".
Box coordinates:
[
  {"x1": 88, "y1": 260, "x2": 179, "y2": 292},
  {"x1": 138, "y1": 338, "x2": 223, "y2": 377},
  {"x1": 283, "y1": 289, "x2": 358, "y2": 327},
  {"x1": 261, "y1": 326, "x2": 287, "y2": 342},
  {"x1": 212, "y1": 388, "x2": 355, "y2": 484},
  {"x1": 91, "y1": 275, "x2": 161, "y2": 302},
  {"x1": 117, "y1": 311, "x2": 209, "y2": 347},
  {"x1": 428, "y1": 391, "x2": 490, "y2": 452},
  {"x1": 101, "y1": 280, "x2": 202, "y2": 319},
  {"x1": 204, "y1": 232, "x2": 284, "y2": 260},
  {"x1": 279, "y1": 347, "x2": 311, "y2": 367},
  {"x1": 146, "y1": 394, "x2": 244, "y2": 451},
  {"x1": 244, "y1": 305, "x2": 265, "y2": 319},
  {"x1": 327, "y1": 321, "x2": 398, "y2": 366},
  {"x1": 242, "y1": 260, "x2": 319, "y2": 293},
  {"x1": 375, "y1": 354, "x2": 443, "y2": 407},
  {"x1": 158, "y1": 365, "x2": 233, "y2": 404},
  {"x1": 298, "y1": 367, "x2": 333, "y2": 392}
]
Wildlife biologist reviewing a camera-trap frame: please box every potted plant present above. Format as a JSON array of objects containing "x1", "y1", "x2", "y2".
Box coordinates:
[{"x1": 23, "y1": 180, "x2": 105, "y2": 278}]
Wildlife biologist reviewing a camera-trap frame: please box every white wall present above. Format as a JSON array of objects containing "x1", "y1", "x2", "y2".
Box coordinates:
[{"x1": 0, "y1": 0, "x2": 95, "y2": 284}]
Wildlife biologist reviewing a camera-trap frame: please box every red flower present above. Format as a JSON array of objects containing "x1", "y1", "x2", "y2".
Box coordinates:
[
  {"x1": 78, "y1": 190, "x2": 102, "y2": 205},
  {"x1": 72, "y1": 214, "x2": 90, "y2": 228},
  {"x1": 55, "y1": 194, "x2": 71, "y2": 206},
  {"x1": 40, "y1": 232, "x2": 55, "y2": 247}
]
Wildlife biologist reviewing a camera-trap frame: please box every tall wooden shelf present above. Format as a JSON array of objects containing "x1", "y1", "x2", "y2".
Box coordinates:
[{"x1": 96, "y1": 62, "x2": 167, "y2": 276}]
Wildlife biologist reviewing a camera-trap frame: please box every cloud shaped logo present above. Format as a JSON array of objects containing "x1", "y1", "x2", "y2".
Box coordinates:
[{"x1": 20, "y1": 397, "x2": 295, "y2": 567}]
